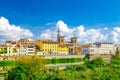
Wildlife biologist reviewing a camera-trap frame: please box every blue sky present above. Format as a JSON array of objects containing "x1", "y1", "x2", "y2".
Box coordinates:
[
  {"x1": 0, "y1": 0, "x2": 120, "y2": 25},
  {"x1": 0, "y1": 0, "x2": 120, "y2": 43}
]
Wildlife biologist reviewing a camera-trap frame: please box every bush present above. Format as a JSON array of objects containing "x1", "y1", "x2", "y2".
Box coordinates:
[
  {"x1": 6, "y1": 56, "x2": 46, "y2": 80},
  {"x1": 75, "y1": 65, "x2": 87, "y2": 71},
  {"x1": 83, "y1": 57, "x2": 89, "y2": 63},
  {"x1": 6, "y1": 66, "x2": 27, "y2": 80},
  {"x1": 0, "y1": 61, "x2": 15, "y2": 66},
  {"x1": 86, "y1": 57, "x2": 105, "y2": 69},
  {"x1": 111, "y1": 58, "x2": 120, "y2": 65},
  {"x1": 46, "y1": 58, "x2": 82, "y2": 64}
]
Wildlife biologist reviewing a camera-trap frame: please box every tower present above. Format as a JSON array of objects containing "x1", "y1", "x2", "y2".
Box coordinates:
[
  {"x1": 57, "y1": 27, "x2": 64, "y2": 45},
  {"x1": 71, "y1": 37, "x2": 77, "y2": 45},
  {"x1": 57, "y1": 27, "x2": 60, "y2": 42}
]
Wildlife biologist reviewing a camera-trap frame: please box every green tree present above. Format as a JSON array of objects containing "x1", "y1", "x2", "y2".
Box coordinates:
[
  {"x1": 6, "y1": 56, "x2": 46, "y2": 80},
  {"x1": 115, "y1": 47, "x2": 120, "y2": 58},
  {"x1": 6, "y1": 66, "x2": 27, "y2": 80},
  {"x1": 85, "y1": 57, "x2": 105, "y2": 69}
]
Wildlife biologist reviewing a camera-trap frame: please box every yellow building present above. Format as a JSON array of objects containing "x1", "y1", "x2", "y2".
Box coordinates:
[
  {"x1": 35, "y1": 40, "x2": 58, "y2": 55},
  {"x1": 58, "y1": 45, "x2": 69, "y2": 55},
  {"x1": 0, "y1": 45, "x2": 7, "y2": 54},
  {"x1": 57, "y1": 28, "x2": 82, "y2": 55},
  {"x1": 6, "y1": 41, "x2": 17, "y2": 56}
]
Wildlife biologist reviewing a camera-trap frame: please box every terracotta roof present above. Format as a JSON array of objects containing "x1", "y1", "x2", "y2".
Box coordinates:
[
  {"x1": 42, "y1": 40, "x2": 58, "y2": 43},
  {"x1": 11, "y1": 41, "x2": 16, "y2": 44},
  {"x1": 18, "y1": 38, "x2": 29, "y2": 42},
  {"x1": 58, "y1": 44, "x2": 68, "y2": 47},
  {"x1": 25, "y1": 42, "x2": 35, "y2": 47},
  {"x1": 6, "y1": 40, "x2": 12, "y2": 43},
  {"x1": 0, "y1": 45, "x2": 6, "y2": 48},
  {"x1": 94, "y1": 42, "x2": 113, "y2": 44},
  {"x1": 82, "y1": 44, "x2": 92, "y2": 47},
  {"x1": 16, "y1": 44, "x2": 20, "y2": 48}
]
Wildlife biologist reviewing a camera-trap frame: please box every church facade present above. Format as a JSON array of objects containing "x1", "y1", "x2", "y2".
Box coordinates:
[{"x1": 57, "y1": 28, "x2": 82, "y2": 55}]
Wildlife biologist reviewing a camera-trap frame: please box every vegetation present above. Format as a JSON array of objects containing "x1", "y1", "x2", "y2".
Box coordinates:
[
  {"x1": 0, "y1": 61, "x2": 15, "y2": 67},
  {"x1": 46, "y1": 58, "x2": 82, "y2": 64},
  {"x1": 0, "y1": 57, "x2": 83, "y2": 67},
  {"x1": 0, "y1": 49, "x2": 7, "y2": 54},
  {"x1": 6, "y1": 56, "x2": 46, "y2": 80},
  {"x1": 7, "y1": 66, "x2": 27, "y2": 80},
  {"x1": 85, "y1": 57, "x2": 105, "y2": 69},
  {"x1": 5, "y1": 49, "x2": 120, "y2": 80}
]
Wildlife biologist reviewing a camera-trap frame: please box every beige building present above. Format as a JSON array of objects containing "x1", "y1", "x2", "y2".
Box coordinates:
[
  {"x1": 82, "y1": 42, "x2": 116, "y2": 55},
  {"x1": 0, "y1": 45, "x2": 6, "y2": 54},
  {"x1": 57, "y1": 28, "x2": 82, "y2": 55},
  {"x1": 6, "y1": 41, "x2": 17, "y2": 56},
  {"x1": 17, "y1": 39, "x2": 35, "y2": 55},
  {"x1": 25, "y1": 42, "x2": 35, "y2": 55}
]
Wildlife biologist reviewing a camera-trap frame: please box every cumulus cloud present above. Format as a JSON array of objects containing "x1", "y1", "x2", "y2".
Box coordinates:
[
  {"x1": 103, "y1": 27, "x2": 108, "y2": 30},
  {"x1": 112, "y1": 27, "x2": 120, "y2": 43},
  {"x1": 40, "y1": 20, "x2": 120, "y2": 44},
  {"x1": 0, "y1": 17, "x2": 33, "y2": 41}
]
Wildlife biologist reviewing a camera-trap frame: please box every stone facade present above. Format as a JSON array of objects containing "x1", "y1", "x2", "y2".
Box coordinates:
[{"x1": 82, "y1": 42, "x2": 116, "y2": 55}]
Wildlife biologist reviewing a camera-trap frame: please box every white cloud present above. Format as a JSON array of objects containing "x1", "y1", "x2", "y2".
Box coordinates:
[
  {"x1": 46, "y1": 23, "x2": 53, "y2": 25},
  {"x1": 56, "y1": 20, "x2": 70, "y2": 32},
  {"x1": 40, "y1": 20, "x2": 120, "y2": 44},
  {"x1": 72, "y1": 26, "x2": 108, "y2": 43},
  {"x1": 103, "y1": 27, "x2": 108, "y2": 30},
  {"x1": 112, "y1": 27, "x2": 120, "y2": 43},
  {"x1": 40, "y1": 20, "x2": 109, "y2": 43},
  {"x1": 0, "y1": 17, "x2": 33, "y2": 41}
]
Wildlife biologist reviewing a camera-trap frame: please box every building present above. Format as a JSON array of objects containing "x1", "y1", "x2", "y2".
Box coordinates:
[
  {"x1": 18, "y1": 47, "x2": 26, "y2": 55},
  {"x1": 82, "y1": 44, "x2": 92, "y2": 55},
  {"x1": 115, "y1": 44, "x2": 120, "y2": 51},
  {"x1": 25, "y1": 42, "x2": 35, "y2": 55},
  {"x1": 5, "y1": 39, "x2": 36, "y2": 56},
  {"x1": 17, "y1": 38, "x2": 29, "y2": 47},
  {"x1": 35, "y1": 40, "x2": 58, "y2": 55},
  {"x1": 0, "y1": 45, "x2": 6, "y2": 54},
  {"x1": 82, "y1": 42, "x2": 116, "y2": 55},
  {"x1": 57, "y1": 28, "x2": 82, "y2": 55},
  {"x1": 6, "y1": 41, "x2": 17, "y2": 56},
  {"x1": 17, "y1": 39, "x2": 29, "y2": 55},
  {"x1": 17, "y1": 39, "x2": 35, "y2": 55},
  {"x1": 58, "y1": 45, "x2": 69, "y2": 55}
]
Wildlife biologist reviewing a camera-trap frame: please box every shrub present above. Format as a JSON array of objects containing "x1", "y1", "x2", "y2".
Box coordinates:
[
  {"x1": 83, "y1": 57, "x2": 89, "y2": 63},
  {"x1": 6, "y1": 66, "x2": 27, "y2": 80},
  {"x1": 86, "y1": 57, "x2": 105, "y2": 69},
  {"x1": 6, "y1": 56, "x2": 46, "y2": 80}
]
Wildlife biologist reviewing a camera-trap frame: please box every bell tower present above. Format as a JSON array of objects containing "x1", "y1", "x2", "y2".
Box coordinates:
[
  {"x1": 71, "y1": 37, "x2": 77, "y2": 45},
  {"x1": 57, "y1": 27, "x2": 60, "y2": 42},
  {"x1": 57, "y1": 27, "x2": 64, "y2": 45}
]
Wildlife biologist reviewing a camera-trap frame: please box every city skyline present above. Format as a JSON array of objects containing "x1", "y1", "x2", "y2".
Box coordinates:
[{"x1": 0, "y1": 0, "x2": 120, "y2": 43}]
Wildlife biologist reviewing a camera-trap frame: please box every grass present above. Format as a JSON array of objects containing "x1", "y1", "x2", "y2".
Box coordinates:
[
  {"x1": 0, "y1": 60, "x2": 16, "y2": 67},
  {"x1": 0, "y1": 58, "x2": 83, "y2": 67},
  {"x1": 45, "y1": 58, "x2": 83, "y2": 64}
]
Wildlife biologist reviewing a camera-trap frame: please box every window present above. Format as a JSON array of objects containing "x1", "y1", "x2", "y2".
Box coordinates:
[
  {"x1": 28, "y1": 49, "x2": 33, "y2": 51},
  {"x1": 28, "y1": 52, "x2": 33, "y2": 54}
]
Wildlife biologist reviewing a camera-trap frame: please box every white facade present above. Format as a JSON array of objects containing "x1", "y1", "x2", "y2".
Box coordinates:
[
  {"x1": 6, "y1": 41, "x2": 17, "y2": 55},
  {"x1": 7, "y1": 46, "x2": 12, "y2": 54},
  {"x1": 82, "y1": 43, "x2": 115, "y2": 55},
  {"x1": 18, "y1": 47, "x2": 35, "y2": 55},
  {"x1": 26, "y1": 47, "x2": 35, "y2": 55},
  {"x1": 37, "y1": 52, "x2": 43, "y2": 55},
  {"x1": 18, "y1": 48, "x2": 26, "y2": 55},
  {"x1": 58, "y1": 52, "x2": 68, "y2": 55}
]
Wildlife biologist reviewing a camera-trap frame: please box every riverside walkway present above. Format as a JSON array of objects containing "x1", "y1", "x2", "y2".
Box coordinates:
[{"x1": 46, "y1": 62, "x2": 84, "y2": 69}]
